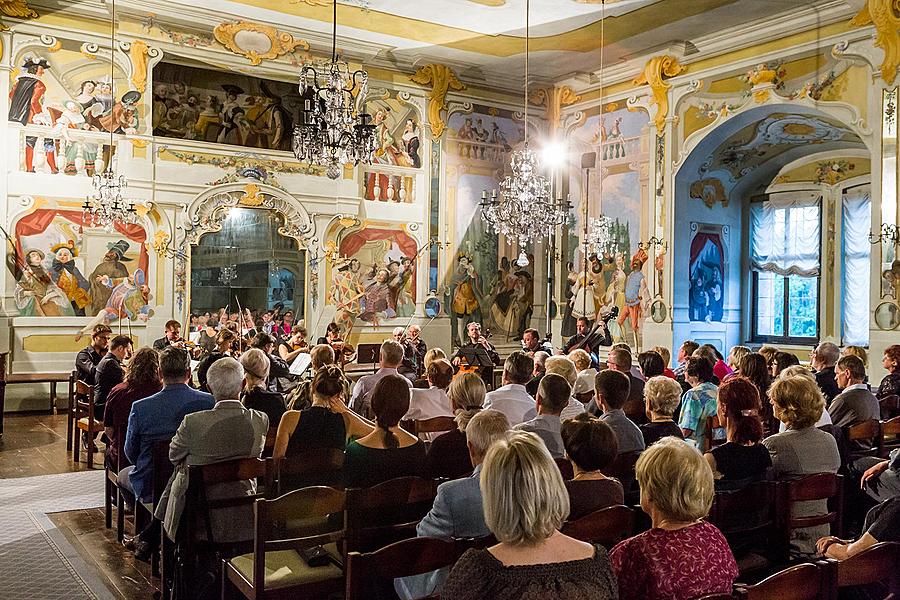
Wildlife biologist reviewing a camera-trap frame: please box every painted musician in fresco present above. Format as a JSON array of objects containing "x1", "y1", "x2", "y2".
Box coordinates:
[
  {"x1": 48, "y1": 241, "x2": 91, "y2": 316},
  {"x1": 14, "y1": 249, "x2": 72, "y2": 316},
  {"x1": 88, "y1": 240, "x2": 132, "y2": 314},
  {"x1": 8, "y1": 57, "x2": 58, "y2": 174}
]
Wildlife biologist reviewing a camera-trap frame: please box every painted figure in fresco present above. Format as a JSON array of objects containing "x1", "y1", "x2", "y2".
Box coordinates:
[
  {"x1": 152, "y1": 83, "x2": 170, "y2": 130},
  {"x1": 54, "y1": 100, "x2": 99, "y2": 176},
  {"x1": 360, "y1": 267, "x2": 395, "y2": 324},
  {"x1": 402, "y1": 119, "x2": 421, "y2": 168},
  {"x1": 255, "y1": 81, "x2": 292, "y2": 151},
  {"x1": 571, "y1": 271, "x2": 596, "y2": 322},
  {"x1": 88, "y1": 240, "x2": 132, "y2": 314},
  {"x1": 389, "y1": 257, "x2": 415, "y2": 318},
  {"x1": 48, "y1": 240, "x2": 91, "y2": 316},
  {"x1": 14, "y1": 249, "x2": 72, "y2": 316},
  {"x1": 373, "y1": 108, "x2": 405, "y2": 166},
  {"x1": 218, "y1": 84, "x2": 246, "y2": 145},
  {"x1": 560, "y1": 261, "x2": 578, "y2": 337},
  {"x1": 617, "y1": 249, "x2": 650, "y2": 349},
  {"x1": 515, "y1": 269, "x2": 534, "y2": 340},
  {"x1": 330, "y1": 258, "x2": 365, "y2": 332},
  {"x1": 77, "y1": 268, "x2": 153, "y2": 339},
  {"x1": 99, "y1": 90, "x2": 141, "y2": 135},
  {"x1": 451, "y1": 254, "x2": 481, "y2": 344},
  {"x1": 194, "y1": 94, "x2": 222, "y2": 141},
  {"x1": 8, "y1": 57, "x2": 58, "y2": 174}
]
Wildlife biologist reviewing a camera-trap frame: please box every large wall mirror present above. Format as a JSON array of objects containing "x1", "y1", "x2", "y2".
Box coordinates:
[{"x1": 190, "y1": 208, "x2": 306, "y2": 317}]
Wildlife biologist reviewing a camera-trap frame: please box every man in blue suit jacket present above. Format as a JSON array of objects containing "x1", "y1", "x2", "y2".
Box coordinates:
[{"x1": 395, "y1": 409, "x2": 510, "y2": 599}]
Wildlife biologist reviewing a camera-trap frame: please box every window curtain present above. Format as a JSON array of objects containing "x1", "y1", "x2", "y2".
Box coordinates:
[
  {"x1": 842, "y1": 185, "x2": 871, "y2": 346},
  {"x1": 750, "y1": 191, "x2": 821, "y2": 276}
]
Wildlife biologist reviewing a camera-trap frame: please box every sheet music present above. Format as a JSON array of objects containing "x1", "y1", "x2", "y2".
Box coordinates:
[{"x1": 289, "y1": 352, "x2": 313, "y2": 376}]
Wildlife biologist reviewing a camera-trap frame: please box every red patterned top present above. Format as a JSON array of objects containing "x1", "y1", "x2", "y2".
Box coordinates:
[{"x1": 610, "y1": 521, "x2": 738, "y2": 600}]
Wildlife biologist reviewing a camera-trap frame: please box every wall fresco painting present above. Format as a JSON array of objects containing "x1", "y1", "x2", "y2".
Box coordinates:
[
  {"x1": 688, "y1": 223, "x2": 726, "y2": 323},
  {"x1": 367, "y1": 91, "x2": 423, "y2": 169}
]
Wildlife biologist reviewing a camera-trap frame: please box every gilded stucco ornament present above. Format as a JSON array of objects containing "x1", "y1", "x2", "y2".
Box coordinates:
[
  {"x1": 239, "y1": 183, "x2": 265, "y2": 207},
  {"x1": 633, "y1": 55, "x2": 685, "y2": 134},
  {"x1": 213, "y1": 21, "x2": 310, "y2": 66},
  {"x1": 850, "y1": 0, "x2": 900, "y2": 84},
  {"x1": 126, "y1": 40, "x2": 151, "y2": 93},
  {"x1": 529, "y1": 85, "x2": 581, "y2": 137},
  {"x1": 0, "y1": 0, "x2": 38, "y2": 30},
  {"x1": 410, "y1": 64, "x2": 467, "y2": 140}
]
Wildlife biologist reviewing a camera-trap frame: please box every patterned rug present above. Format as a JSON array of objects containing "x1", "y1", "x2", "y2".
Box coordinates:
[{"x1": 0, "y1": 470, "x2": 116, "y2": 599}]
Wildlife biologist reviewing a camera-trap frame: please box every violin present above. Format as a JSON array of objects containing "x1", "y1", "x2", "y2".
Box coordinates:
[{"x1": 331, "y1": 339, "x2": 356, "y2": 367}]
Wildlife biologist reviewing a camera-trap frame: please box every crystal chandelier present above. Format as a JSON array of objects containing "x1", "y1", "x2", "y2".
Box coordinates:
[
  {"x1": 219, "y1": 265, "x2": 238, "y2": 286},
  {"x1": 480, "y1": 0, "x2": 567, "y2": 250},
  {"x1": 292, "y1": 0, "x2": 376, "y2": 180},
  {"x1": 81, "y1": 0, "x2": 138, "y2": 229},
  {"x1": 587, "y1": 215, "x2": 614, "y2": 256}
]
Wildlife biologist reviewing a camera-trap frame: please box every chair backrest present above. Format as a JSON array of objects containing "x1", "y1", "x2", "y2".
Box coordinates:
[
  {"x1": 185, "y1": 457, "x2": 268, "y2": 545},
  {"x1": 881, "y1": 394, "x2": 900, "y2": 420},
  {"x1": 779, "y1": 473, "x2": 843, "y2": 537},
  {"x1": 554, "y1": 457, "x2": 574, "y2": 480},
  {"x1": 150, "y1": 439, "x2": 176, "y2": 505},
  {"x1": 602, "y1": 450, "x2": 641, "y2": 492},
  {"x1": 705, "y1": 415, "x2": 724, "y2": 452},
  {"x1": 74, "y1": 380, "x2": 94, "y2": 413},
  {"x1": 735, "y1": 563, "x2": 824, "y2": 600},
  {"x1": 560, "y1": 505, "x2": 635, "y2": 550},
  {"x1": 252, "y1": 486, "x2": 346, "y2": 595},
  {"x1": 847, "y1": 419, "x2": 881, "y2": 442},
  {"x1": 831, "y1": 541, "x2": 900, "y2": 590},
  {"x1": 884, "y1": 415, "x2": 900, "y2": 438},
  {"x1": 708, "y1": 480, "x2": 777, "y2": 545},
  {"x1": 344, "y1": 476, "x2": 437, "y2": 553},
  {"x1": 345, "y1": 536, "x2": 463, "y2": 600},
  {"x1": 276, "y1": 447, "x2": 346, "y2": 495},
  {"x1": 414, "y1": 416, "x2": 457, "y2": 436}
]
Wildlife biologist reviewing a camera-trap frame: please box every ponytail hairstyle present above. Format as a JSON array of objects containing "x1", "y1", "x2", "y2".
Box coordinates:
[
  {"x1": 370, "y1": 374, "x2": 410, "y2": 449},
  {"x1": 312, "y1": 364, "x2": 346, "y2": 400}
]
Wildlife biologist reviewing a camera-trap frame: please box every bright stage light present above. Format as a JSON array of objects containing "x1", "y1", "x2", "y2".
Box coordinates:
[{"x1": 540, "y1": 141, "x2": 568, "y2": 169}]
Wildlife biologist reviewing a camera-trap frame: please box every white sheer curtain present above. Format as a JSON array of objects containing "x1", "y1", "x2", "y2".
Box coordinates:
[
  {"x1": 750, "y1": 191, "x2": 821, "y2": 276},
  {"x1": 842, "y1": 185, "x2": 871, "y2": 346}
]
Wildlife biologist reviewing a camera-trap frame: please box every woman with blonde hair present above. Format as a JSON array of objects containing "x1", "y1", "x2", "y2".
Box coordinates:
[
  {"x1": 443, "y1": 431, "x2": 617, "y2": 600},
  {"x1": 763, "y1": 375, "x2": 841, "y2": 556},
  {"x1": 425, "y1": 372, "x2": 485, "y2": 478},
  {"x1": 239, "y1": 348, "x2": 286, "y2": 427},
  {"x1": 611, "y1": 437, "x2": 738, "y2": 600},
  {"x1": 727, "y1": 345, "x2": 751, "y2": 373},
  {"x1": 414, "y1": 348, "x2": 448, "y2": 388},
  {"x1": 640, "y1": 375, "x2": 684, "y2": 446}
]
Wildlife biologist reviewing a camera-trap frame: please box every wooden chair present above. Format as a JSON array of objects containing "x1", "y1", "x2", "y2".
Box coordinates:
[
  {"x1": 104, "y1": 425, "x2": 128, "y2": 541},
  {"x1": 66, "y1": 370, "x2": 77, "y2": 451},
  {"x1": 344, "y1": 476, "x2": 437, "y2": 555},
  {"x1": 707, "y1": 480, "x2": 778, "y2": 553},
  {"x1": 733, "y1": 563, "x2": 825, "y2": 600},
  {"x1": 843, "y1": 419, "x2": 883, "y2": 463},
  {"x1": 274, "y1": 448, "x2": 345, "y2": 496},
  {"x1": 222, "y1": 486, "x2": 346, "y2": 600},
  {"x1": 345, "y1": 535, "x2": 465, "y2": 600},
  {"x1": 560, "y1": 505, "x2": 635, "y2": 550},
  {"x1": 554, "y1": 457, "x2": 574, "y2": 480},
  {"x1": 881, "y1": 416, "x2": 900, "y2": 458},
  {"x1": 602, "y1": 450, "x2": 641, "y2": 494},
  {"x1": 413, "y1": 416, "x2": 457, "y2": 438},
  {"x1": 880, "y1": 394, "x2": 900, "y2": 420},
  {"x1": 262, "y1": 428, "x2": 277, "y2": 458},
  {"x1": 820, "y1": 541, "x2": 900, "y2": 599},
  {"x1": 72, "y1": 379, "x2": 104, "y2": 469},
  {"x1": 705, "y1": 415, "x2": 725, "y2": 452},
  {"x1": 775, "y1": 473, "x2": 844, "y2": 564}
]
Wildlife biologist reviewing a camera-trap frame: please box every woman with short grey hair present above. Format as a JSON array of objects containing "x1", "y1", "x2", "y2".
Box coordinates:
[{"x1": 442, "y1": 431, "x2": 617, "y2": 600}]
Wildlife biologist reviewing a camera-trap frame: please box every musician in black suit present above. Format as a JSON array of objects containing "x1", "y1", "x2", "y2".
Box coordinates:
[
  {"x1": 452, "y1": 322, "x2": 500, "y2": 386},
  {"x1": 562, "y1": 315, "x2": 612, "y2": 355},
  {"x1": 522, "y1": 328, "x2": 553, "y2": 356}
]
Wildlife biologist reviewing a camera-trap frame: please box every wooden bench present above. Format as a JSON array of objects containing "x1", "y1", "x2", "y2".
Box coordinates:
[{"x1": 0, "y1": 353, "x2": 74, "y2": 437}]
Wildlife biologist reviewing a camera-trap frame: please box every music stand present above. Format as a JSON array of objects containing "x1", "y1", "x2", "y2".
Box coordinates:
[
  {"x1": 356, "y1": 343, "x2": 381, "y2": 374},
  {"x1": 457, "y1": 346, "x2": 496, "y2": 388}
]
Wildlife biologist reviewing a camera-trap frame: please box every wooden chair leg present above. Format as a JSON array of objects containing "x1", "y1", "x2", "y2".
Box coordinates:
[
  {"x1": 73, "y1": 427, "x2": 81, "y2": 465},
  {"x1": 65, "y1": 395, "x2": 73, "y2": 452},
  {"x1": 86, "y1": 440, "x2": 94, "y2": 470},
  {"x1": 116, "y1": 490, "x2": 125, "y2": 542},
  {"x1": 50, "y1": 381, "x2": 57, "y2": 413},
  {"x1": 104, "y1": 474, "x2": 113, "y2": 529}
]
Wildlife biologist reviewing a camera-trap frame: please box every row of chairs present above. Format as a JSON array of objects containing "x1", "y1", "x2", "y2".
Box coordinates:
[{"x1": 693, "y1": 542, "x2": 900, "y2": 599}]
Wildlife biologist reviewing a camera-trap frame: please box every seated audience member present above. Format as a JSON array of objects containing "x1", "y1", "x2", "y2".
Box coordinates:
[
  {"x1": 770, "y1": 350, "x2": 800, "y2": 378},
  {"x1": 858, "y1": 451, "x2": 900, "y2": 503},
  {"x1": 483, "y1": 351, "x2": 535, "y2": 426},
  {"x1": 727, "y1": 345, "x2": 751, "y2": 374},
  {"x1": 694, "y1": 343, "x2": 732, "y2": 383},
  {"x1": 443, "y1": 431, "x2": 617, "y2": 600},
  {"x1": 156, "y1": 357, "x2": 269, "y2": 544},
  {"x1": 275, "y1": 365, "x2": 373, "y2": 456},
  {"x1": 842, "y1": 345, "x2": 869, "y2": 372},
  {"x1": 405, "y1": 359, "x2": 455, "y2": 438},
  {"x1": 704, "y1": 376, "x2": 771, "y2": 489},
  {"x1": 829, "y1": 354, "x2": 879, "y2": 429},
  {"x1": 393, "y1": 326, "x2": 418, "y2": 381},
  {"x1": 238, "y1": 349, "x2": 286, "y2": 427},
  {"x1": 776, "y1": 366, "x2": 833, "y2": 432},
  {"x1": 196, "y1": 329, "x2": 237, "y2": 392},
  {"x1": 396, "y1": 410, "x2": 510, "y2": 600},
  {"x1": 674, "y1": 339, "x2": 699, "y2": 379},
  {"x1": 345, "y1": 374, "x2": 426, "y2": 488},
  {"x1": 592, "y1": 370, "x2": 645, "y2": 455},
  {"x1": 152, "y1": 320, "x2": 181, "y2": 350},
  {"x1": 515, "y1": 374, "x2": 570, "y2": 458},
  {"x1": 763, "y1": 375, "x2": 841, "y2": 557},
  {"x1": 76, "y1": 324, "x2": 112, "y2": 385},
  {"x1": 610, "y1": 437, "x2": 738, "y2": 600},
  {"x1": 739, "y1": 352, "x2": 775, "y2": 434},
  {"x1": 878, "y1": 344, "x2": 900, "y2": 400},
  {"x1": 637, "y1": 350, "x2": 665, "y2": 380},
  {"x1": 562, "y1": 414, "x2": 624, "y2": 519},
  {"x1": 426, "y1": 373, "x2": 486, "y2": 479},
  {"x1": 95, "y1": 335, "x2": 134, "y2": 421},
  {"x1": 570, "y1": 349, "x2": 596, "y2": 405},
  {"x1": 811, "y1": 341, "x2": 842, "y2": 404},
  {"x1": 640, "y1": 376, "x2": 685, "y2": 447},
  {"x1": 526, "y1": 350, "x2": 549, "y2": 397},
  {"x1": 651, "y1": 346, "x2": 676, "y2": 379},
  {"x1": 104, "y1": 347, "x2": 162, "y2": 471},
  {"x1": 678, "y1": 356, "x2": 718, "y2": 450},
  {"x1": 817, "y1": 496, "x2": 900, "y2": 559},
  {"x1": 544, "y1": 356, "x2": 588, "y2": 421},
  {"x1": 605, "y1": 346, "x2": 646, "y2": 424},
  {"x1": 758, "y1": 345, "x2": 779, "y2": 369},
  {"x1": 414, "y1": 348, "x2": 447, "y2": 389},
  {"x1": 250, "y1": 332, "x2": 291, "y2": 386},
  {"x1": 349, "y1": 339, "x2": 412, "y2": 419},
  {"x1": 286, "y1": 344, "x2": 350, "y2": 411}
]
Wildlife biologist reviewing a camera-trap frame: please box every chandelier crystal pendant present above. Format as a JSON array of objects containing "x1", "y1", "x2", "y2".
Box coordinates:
[
  {"x1": 292, "y1": 0, "x2": 376, "y2": 180},
  {"x1": 82, "y1": 0, "x2": 138, "y2": 230},
  {"x1": 480, "y1": 0, "x2": 566, "y2": 249},
  {"x1": 587, "y1": 215, "x2": 614, "y2": 256}
]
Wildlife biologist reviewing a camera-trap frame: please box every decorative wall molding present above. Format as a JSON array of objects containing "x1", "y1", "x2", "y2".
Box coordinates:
[
  {"x1": 529, "y1": 85, "x2": 581, "y2": 137},
  {"x1": 410, "y1": 64, "x2": 467, "y2": 140},
  {"x1": 0, "y1": 0, "x2": 38, "y2": 31},
  {"x1": 632, "y1": 55, "x2": 685, "y2": 134},
  {"x1": 850, "y1": 0, "x2": 900, "y2": 84},
  {"x1": 213, "y1": 21, "x2": 310, "y2": 66},
  {"x1": 121, "y1": 40, "x2": 163, "y2": 93}
]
